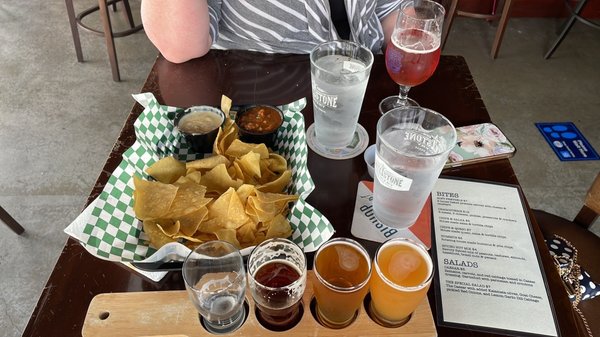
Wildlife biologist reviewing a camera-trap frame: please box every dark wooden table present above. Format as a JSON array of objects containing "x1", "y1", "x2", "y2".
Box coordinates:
[{"x1": 23, "y1": 51, "x2": 577, "y2": 337}]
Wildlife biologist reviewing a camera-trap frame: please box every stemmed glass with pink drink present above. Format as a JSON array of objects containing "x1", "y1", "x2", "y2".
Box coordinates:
[{"x1": 379, "y1": 0, "x2": 445, "y2": 112}]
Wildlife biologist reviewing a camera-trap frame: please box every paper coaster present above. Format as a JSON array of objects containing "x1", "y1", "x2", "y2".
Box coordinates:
[
  {"x1": 350, "y1": 181, "x2": 432, "y2": 249},
  {"x1": 306, "y1": 123, "x2": 369, "y2": 160}
]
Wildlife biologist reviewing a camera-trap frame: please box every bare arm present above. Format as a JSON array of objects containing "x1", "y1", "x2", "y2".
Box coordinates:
[{"x1": 141, "y1": 0, "x2": 212, "y2": 63}]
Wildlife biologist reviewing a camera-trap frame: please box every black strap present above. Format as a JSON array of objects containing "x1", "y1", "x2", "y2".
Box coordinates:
[{"x1": 329, "y1": 0, "x2": 351, "y2": 40}]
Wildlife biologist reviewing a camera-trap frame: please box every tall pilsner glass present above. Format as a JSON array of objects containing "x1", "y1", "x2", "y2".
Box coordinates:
[
  {"x1": 373, "y1": 106, "x2": 456, "y2": 228},
  {"x1": 308, "y1": 40, "x2": 373, "y2": 160}
]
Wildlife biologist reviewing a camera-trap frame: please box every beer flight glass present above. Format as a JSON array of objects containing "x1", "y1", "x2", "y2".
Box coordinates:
[
  {"x1": 379, "y1": 0, "x2": 445, "y2": 112},
  {"x1": 182, "y1": 241, "x2": 247, "y2": 334},
  {"x1": 369, "y1": 238, "x2": 434, "y2": 327},
  {"x1": 248, "y1": 238, "x2": 307, "y2": 331},
  {"x1": 313, "y1": 237, "x2": 372, "y2": 329}
]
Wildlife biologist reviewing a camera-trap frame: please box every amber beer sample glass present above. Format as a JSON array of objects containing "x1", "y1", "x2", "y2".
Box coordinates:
[
  {"x1": 248, "y1": 238, "x2": 307, "y2": 331},
  {"x1": 313, "y1": 238, "x2": 372, "y2": 329},
  {"x1": 369, "y1": 238, "x2": 433, "y2": 327}
]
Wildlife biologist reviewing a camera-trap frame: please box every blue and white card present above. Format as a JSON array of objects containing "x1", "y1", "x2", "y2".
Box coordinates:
[{"x1": 535, "y1": 122, "x2": 599, "y2": 161}]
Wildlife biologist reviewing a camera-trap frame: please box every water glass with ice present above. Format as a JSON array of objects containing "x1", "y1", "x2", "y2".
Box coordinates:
[
  {"x1": 182, "y1": 240, "x2": 246, "y2": 334},
  {"x1": 373, "y1": 106, "x2": 456, "y2": 228},
  {"x1": 308, "y1": 40, "x2": 373, "y2": 159}
]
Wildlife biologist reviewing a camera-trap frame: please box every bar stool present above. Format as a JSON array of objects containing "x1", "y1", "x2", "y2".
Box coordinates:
[
  {"x1": 1, "y1": 205, "x2": 25, "y2": 235},
  {"x1": 545, "y1": 0, "x2": 600, "y2": 59},
  {"x1": 65, "y1": 0, "x2": 143, "y2": 81},
  {"x1": 441, "y1": 0, "x2": 515, "y2": 59}
]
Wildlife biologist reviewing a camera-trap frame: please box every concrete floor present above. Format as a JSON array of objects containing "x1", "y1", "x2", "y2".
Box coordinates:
[{"x1": 1, "y1": 1, "x2": 599, "y2": 336}]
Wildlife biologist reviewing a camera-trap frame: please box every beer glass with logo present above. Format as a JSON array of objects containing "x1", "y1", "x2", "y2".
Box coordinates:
[
  {"x1": 248, "y1": 238, "x2": 307, "y2": 331},
  {"x1": 313, "y1": 237, "x2": 371, "y2": 329},
  {"x1": 373, "y1": 106, "x2": 456, "y2": 228},
  {"x1": 182, "y1": 241, "x2": 247, "y2": 334},
  {"x1": 369, "y1": 238, "x2": 433, "y2": 327},
  {"x1": 308, "y1": 40, "x2": 374, "y2": 160}
]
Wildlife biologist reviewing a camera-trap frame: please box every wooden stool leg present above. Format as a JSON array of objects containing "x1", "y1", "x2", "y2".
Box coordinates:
[
  {"x1": 98, "y1": 0, "x2": 121, "y2": 81},
  {"x1": 0, "y1": 206, "x2": 25, "y2": 235},
  {"x1": 491, "y1": 0, "x2": 514, "y2": 59},
  {"x1": 441, "y1": 0, "x2": 458, "y2": 50},
  {"x1": 544, "y1": 0, "x2": 588, "y2": 59},
  {"x1": 122, "y1": 0, "x2": 136, "y2": 29},
  {"x1": 65, "y1": 0, "x2": 84, "y2": 62}
]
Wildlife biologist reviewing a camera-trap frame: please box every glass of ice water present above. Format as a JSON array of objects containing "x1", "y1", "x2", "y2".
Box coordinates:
[
  {"x1": 373, "y1": 106, "x2": 456, "y2": 228},
  {"x1": 182, "y1": 241, "x2": 246, "y2": 334},
  {"x1": 308, "y1": 40, "x2": 374, "y2": 160}
]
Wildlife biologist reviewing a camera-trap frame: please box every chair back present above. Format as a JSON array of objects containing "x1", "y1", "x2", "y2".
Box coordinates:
[
  {"x1": 585, "y1": 172, "x2": 600, "y2": 214},
  {"x1": 575, "y1": 172, "x2": 600, "y2": 229}
]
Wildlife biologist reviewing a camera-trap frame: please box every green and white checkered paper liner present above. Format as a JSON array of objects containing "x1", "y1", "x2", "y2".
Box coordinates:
[{"x1": 66, "y1": 93, "x2": 334, "y2": 262}]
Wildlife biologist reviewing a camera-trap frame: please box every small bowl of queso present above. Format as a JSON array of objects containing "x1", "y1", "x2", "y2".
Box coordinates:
[
  {"x1": 175, "y1": 106, "x2": 225, "y2": 153},
  {"x1": 235, "y1": 105, "x2": 284, "y2": 148}
]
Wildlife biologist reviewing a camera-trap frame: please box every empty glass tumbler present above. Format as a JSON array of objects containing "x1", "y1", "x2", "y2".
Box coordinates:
[{"x1": 182, "y1": 241, "x2": 247, "y2": 334}]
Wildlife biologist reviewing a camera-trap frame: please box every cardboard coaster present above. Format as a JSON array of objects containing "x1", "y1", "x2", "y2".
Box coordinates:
[
  {"x1": 350, "y1": 181, "x2": 432, "y2": 249},
  {"x1": 306, "y1": 124, "x2": 369, "y2": 160}
]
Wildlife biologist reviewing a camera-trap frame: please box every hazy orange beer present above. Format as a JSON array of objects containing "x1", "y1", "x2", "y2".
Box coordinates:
[
  {"x1": 313, "y1": 238, "x2": 372, "y2": 329},
  {"x1": 369, "y1": 238, "x2": 433, "y2": 327}
]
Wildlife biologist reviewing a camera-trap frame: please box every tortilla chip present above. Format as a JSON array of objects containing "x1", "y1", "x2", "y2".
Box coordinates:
[
  {"x1": 156, "y1": 219, "x2": 181, "y2": 237},
  {"x1": 133, "y1": 176, "x2": 178, "y2": 220},
  {"x1": 200, "y1": 164, "x2": 243, "y2": 194},
  {"x1": 268, "y1": 153, "x2": 288, "y2": 173},
  {"x1": 214, "y1": 120, "x2": 238, "y2": 155},
  {"x1": 257, "y1": 170, "x2": 292, "y2": 193},
  {"x1": 236, "y1": 184, "x2": 256, "y2": 205},
  {"x1": 186, "y1": 170, "x2": 202, "y2": 184},
  {"x1": 208, "y1": 187, "x2": 249, "y2": 229},
  {"x1": 215, "y1": 228, "x2": 241, "y2": 248},
  {"x1": 225, "y1": 139, "x2": 269, "y2": 159},
  {"x1": 163, "y1": 182, "x2": 211, "y2": 218},
  {"x1": 186, "y1": 155, "x2": 230, "y2": 171},
  {"x1": 237, "y1": 221, "x2": 257, "y2": 247},
  {"x1": 265, "y1": 214, "x2": 293, "y2": 239},
  {"x1": 248, "y1": 190, "x2": 298, "y2": 222},
  {"x1": 231, "y1": 161, "x2": 246, "y2": 181},
  {"x1": 143, "y1": 220, "x2": 176, "y2": 249},
  {"x1": 178, "y1": 207, "x2": 208, "y2": 236},
  {"x1": 238, "y1": 151, "x2": 262, "y2": 178},
  {"x1": 145, "y1": 156, "x2": 186, "y2": 184}
]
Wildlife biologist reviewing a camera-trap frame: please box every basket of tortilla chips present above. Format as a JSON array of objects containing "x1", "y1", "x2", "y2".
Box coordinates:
[{"x1": 65, "y1": 93, "x2": 334, "y2": 263}]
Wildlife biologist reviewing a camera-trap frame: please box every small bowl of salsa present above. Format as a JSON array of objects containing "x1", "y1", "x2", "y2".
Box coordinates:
[
  {"x1": 175, "y1": 106, "x2": 225, "y2": 153},
  {"x1": 235, "y1": 105, "x2": 284, "y2": 148}
]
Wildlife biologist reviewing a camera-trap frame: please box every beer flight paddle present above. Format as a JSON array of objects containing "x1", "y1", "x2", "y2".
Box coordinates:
[{"x1": 82, "y1": 271, "x2": 436, "y2": 337}]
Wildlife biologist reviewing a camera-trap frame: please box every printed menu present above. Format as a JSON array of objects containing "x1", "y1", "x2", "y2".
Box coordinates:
[{"x1": 432, "y1": 178, "x2": 559, "y2": 337}]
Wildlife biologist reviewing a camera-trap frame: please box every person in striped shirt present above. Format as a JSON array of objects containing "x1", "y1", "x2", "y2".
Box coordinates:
[{"x1": 141, "y1": 0, "x2": 402, "y2": 63}]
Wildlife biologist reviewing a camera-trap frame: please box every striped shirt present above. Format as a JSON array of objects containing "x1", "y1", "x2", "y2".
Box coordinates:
[{"x1": 206, "y1": 0, "x2": 401, "y2": 54}]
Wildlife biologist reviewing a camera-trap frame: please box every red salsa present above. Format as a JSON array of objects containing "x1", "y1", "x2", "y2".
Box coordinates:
[{"x1": 237, "y1": 106, "x2": 282, "y2": 133}]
